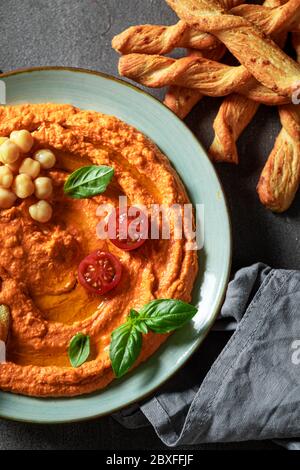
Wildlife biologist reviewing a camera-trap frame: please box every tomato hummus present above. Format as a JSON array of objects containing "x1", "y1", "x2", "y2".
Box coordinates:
[{"x1": 0, "y1": 104, "x2": 198, "y2": 397}]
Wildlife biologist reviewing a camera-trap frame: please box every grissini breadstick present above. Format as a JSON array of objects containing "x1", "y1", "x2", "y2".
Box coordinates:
[
  {"x1": 231, "y1": 1, "x2": 300, "y2": 36},
  {"x1": 164, "y1": 85, "x2": 203, "y2": 119},
  {"x1": 125, "y1": 0, "x2": 297, "y2": 117},
  {"x1": 118, "y1": 53, "x2": 289, "y2": 105},
  {"x1": 112, "y1": 0, "x2": 299, "y2": 56},
  {"x1": 112, "y1": 0, "x2": 240, "y2": 57},
  {"x1": 209, "y1": 0, "x2": 287, "y2": 164},
  {"x1": 113, "y1": 0, "x2": 240, "y2": 118},
  {"x1": 165, "y1": 0, "x2": 300, "y2": 97},
  {"x1": 162, "y1": 0, "x2": 236, "y2": 118},
  {"x1": 119, "y1": 0, "x2": 300, "y2": 105},
  {"x1": 163, "y1": 51, "x2": 204, "y2": 119},
  {"x1": 209, "y1": 94, "x2": 260, "y2": 164},
  {"x1": 112, "y1": 20, "x2": 219, "y2": 55},
  {"x1": 220, "y1": 0, "x2": 243, "y2": 8},
  {"x1": 257, "y1": 34, "x2": 300, "y2": 212},
  {"x1": 257, "y1": 104, "x2": 300, "y2": 212},
  {"x1": 164, "y1": 44, "x2": 225, "y2": 118}
]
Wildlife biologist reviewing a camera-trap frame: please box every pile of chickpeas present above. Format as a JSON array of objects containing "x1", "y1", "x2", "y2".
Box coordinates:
[{"x1": 0, "y1": 130, "x2": 56, "y2": 223}]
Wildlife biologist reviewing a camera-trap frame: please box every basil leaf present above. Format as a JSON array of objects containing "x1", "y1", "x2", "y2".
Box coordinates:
[
  {"x1": 134, "y1": 321, "x2": 149, "y2": 335},
  {"x1": 140, "y1": 299, "x2": 197, "y2": 334},
  {"x1": 110, "y1": 321, "x2": 142, "y2": 378},
  {"x1": 68, "y1": 333, "x2": 90, "y2": 368},
  {"x1": 64, "y1": 165, "x2": 114, "y2": 199},
  {"x1": 129, "y1": 309, "x2": 139, "y2": 320}
]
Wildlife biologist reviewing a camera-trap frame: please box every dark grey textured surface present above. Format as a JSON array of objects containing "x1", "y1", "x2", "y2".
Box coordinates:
[{"x1": 0, "y1": 0, "x2": 290, "y2": 450}]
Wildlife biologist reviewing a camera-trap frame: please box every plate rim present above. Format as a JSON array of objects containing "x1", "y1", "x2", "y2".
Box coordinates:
[{"x1": 0, "y1": 66, "x2": 232, "y2": 423}]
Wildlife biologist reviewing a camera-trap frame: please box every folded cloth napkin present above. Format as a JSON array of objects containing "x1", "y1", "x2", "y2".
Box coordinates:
[{"x1": 114, "y1": 263, "x2": 300, "y2": 449}]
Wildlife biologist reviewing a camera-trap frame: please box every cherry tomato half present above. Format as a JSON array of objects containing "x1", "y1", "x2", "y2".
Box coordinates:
[
  {"x1": 108, "y1": 207, "x2": 148, "y2": 251},
  {"x1": 78, "y1": 250, "x2": 122, "y2": 295}
]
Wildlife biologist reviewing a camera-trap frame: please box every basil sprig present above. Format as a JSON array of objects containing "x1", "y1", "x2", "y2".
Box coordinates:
[
  {"x1": 139, "y1": 299, "x2": 198, "y2": 334},
  {"x1": 68, "y1": 333, "x2": 90, "y2": 368},
  {"x1": 110, "y1": 317, "x2": 143, "y2": 380},
  {"x1": 64, "y1": 165, "x2": 114, "y2": 199},
  {"x1": 110, "y1": 300, "x2": 197, "y2": 378}
]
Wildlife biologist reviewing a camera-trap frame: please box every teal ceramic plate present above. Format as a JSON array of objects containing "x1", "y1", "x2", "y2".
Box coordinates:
[{"x1": 0, "y1": 67, "x2": 231, "y2": 423}]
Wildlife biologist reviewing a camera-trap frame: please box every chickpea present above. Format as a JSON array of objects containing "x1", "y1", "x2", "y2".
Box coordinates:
[
  {"x1": 0, "y1": 137, "x2": 8, "y2": 146},
  {"x1": 0, "y1": 166, "x2": 13, "y2": 189},
  {"x1": 0, "y1": 188, "x2": 17, "y2": 209},
  {"x1": 34, "y1": 176, "x2": 53, "y2": 199},
  {"x1": 29, "y1": 200, "x2": 52, "y2": 223},
  {"x1": 19, "y1": 158, "x2": 40, "y2": 179},
  {"x1": 12, "y1": 174, "x2": 34, "y2": 199},
  {"x1": 10, "y1": 130, "x2": 34, "y2": 153},
  {"x1": 5, "y1": 160, "x2": 20, "y2": 174},
  {"x1": 0, "y1": 140, "x2": 20, "y2": 164},
  {"x1": 34, "y1": 149, "x2": 56, "y2": 169}
]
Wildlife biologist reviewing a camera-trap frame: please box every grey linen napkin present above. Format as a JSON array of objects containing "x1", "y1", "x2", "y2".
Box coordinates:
[{"x1": 114, "y1": 263, "x2": 300, "y2": 448}]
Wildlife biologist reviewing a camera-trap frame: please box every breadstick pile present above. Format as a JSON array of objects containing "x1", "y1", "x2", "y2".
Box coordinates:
[{"x1": 112, "y1": 0, "x2": 300, "y2": 213}]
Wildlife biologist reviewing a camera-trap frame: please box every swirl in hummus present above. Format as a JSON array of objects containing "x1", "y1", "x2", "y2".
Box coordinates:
[{"x1": 0, "y1": 104, "x2": 198, "y2": 397}]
